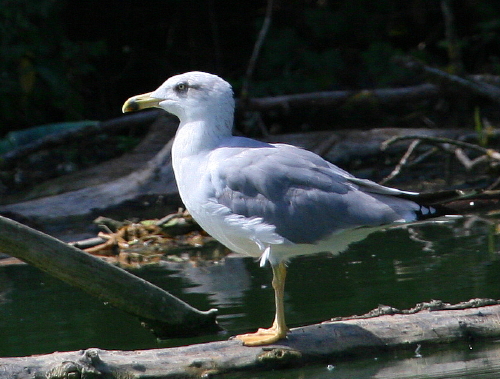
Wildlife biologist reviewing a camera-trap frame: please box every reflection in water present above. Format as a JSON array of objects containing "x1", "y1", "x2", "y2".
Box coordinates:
[
  {"x1": 170, "y1": 255, "x2": 251, "y2": 308},
  {"x1": 225, "y1": 342, "x2": 500, "y2": 379},
  {"x1": 0, "y1": 215, "x2": 499, "y2": 378}
]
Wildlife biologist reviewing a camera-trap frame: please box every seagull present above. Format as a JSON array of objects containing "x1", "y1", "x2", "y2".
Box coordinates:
[{"x1": 122, "y1": 71, "x2": 446, "y2": 346}]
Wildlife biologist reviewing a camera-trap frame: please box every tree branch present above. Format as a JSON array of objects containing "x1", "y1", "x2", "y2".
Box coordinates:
[{"x1": 241, "y1": 0, "x2": 274, "y2": 99}]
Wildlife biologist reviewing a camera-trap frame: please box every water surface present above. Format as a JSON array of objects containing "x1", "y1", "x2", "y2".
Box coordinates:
[{"x1": 0, "y1": 215, "x2": 499, "y2": 377}]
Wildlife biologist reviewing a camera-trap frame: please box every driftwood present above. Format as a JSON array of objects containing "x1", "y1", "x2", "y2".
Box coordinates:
[
  {"x1": 0, "y1": 215, "x2": 219, "y2": 338},
  {"x1": 1, "y1": 301, "x2": 499, "y2": 378}
]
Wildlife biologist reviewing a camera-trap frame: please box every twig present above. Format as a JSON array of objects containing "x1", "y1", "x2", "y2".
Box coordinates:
[
  {"x1": 381, "y1": 135, "x2": 500, "y2": 183},
  {"x1": 487, "y1": 176, "x2": 500, "y2": 190},
  {"x1": 454, "y1": 148, "x2": 489, "y2": 170},
  {"x1": 382, "y1": 135, "x2": 500, "y2": 160},
  {"x1": 380, "y1": 139, "x2": 421, "y2": 184},
  {"x1": 241, "y1": 0, "x2": 274, "y2": 99},
  {"x1": 408, "y1": 146, "x2": 439, "y2": 167}
]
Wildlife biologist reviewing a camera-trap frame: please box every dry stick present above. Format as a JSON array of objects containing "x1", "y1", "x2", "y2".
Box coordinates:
[
  {"x1": 382, "y1": 135, "x2": 500, "y2": 160},
  {"x1": 488, "y1": 175, "x2": 500, "y2": 190},
  {"x1": 380, "y1": 139, "x2": 421, "y2": 184},
  {"x1": 381, "y1": 145, "x2": 440, "y2": 184},
  {"x1": 0, "y1": 215, "x2": 219, "y2": 338},
  {"x1": 381, "y1": 135, "x2": 500, "y2": 183},
  {"x1": 454, "y1": 148, "x2": 489, "y2": 170}
]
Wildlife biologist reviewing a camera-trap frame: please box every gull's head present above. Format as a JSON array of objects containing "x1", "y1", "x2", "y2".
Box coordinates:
[{"x1": 122, "y1": 71, "x2": 235, "y2": 127}]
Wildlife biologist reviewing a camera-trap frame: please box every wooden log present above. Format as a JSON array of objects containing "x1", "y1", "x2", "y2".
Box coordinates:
[
  {"x1": 1, "y1": 302, "x2": 499, "y2": 378},
  {"x1": 0, "y1": 215, "x2": 219, "y2": 338},
  {"x1": 245, "y1": 83, "x2": 439, "y2": 111}
]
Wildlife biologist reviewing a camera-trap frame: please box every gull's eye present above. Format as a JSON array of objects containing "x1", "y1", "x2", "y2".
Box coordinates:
[{"x1": 175, "y1": 82, "x2": 188, "y2": 93}]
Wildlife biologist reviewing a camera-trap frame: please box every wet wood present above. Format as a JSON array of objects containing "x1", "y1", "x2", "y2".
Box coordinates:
[
  {"x1": 1, "y1": 301, "x2": 499, "y2": 378},
  {"x1": 0, "y1": 215, "x2": 219, "y2": 339}
]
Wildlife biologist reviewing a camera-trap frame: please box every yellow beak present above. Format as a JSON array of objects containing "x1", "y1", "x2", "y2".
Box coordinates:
[{"x1": 122, "y1": 92, "x2": 161, "y2": 113}]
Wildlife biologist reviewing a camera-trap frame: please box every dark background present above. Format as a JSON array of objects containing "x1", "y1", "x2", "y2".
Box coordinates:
[{"x1": 2, "y1": 0, "x2": 500, "y2": 133}]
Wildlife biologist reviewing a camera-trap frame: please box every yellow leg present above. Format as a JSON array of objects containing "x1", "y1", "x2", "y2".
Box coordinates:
[{"x1": 235, "y1": 262, "x2": 289, "y2": 346}]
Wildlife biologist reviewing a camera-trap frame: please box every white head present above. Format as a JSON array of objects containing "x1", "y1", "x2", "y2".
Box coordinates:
[{"x1": 123, "y1": 71, "x2": 235, "y2": 132}]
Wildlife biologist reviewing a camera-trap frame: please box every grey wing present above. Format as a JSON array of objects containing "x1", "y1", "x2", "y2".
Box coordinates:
[{"x1": 211, "y1": 143, "x2": 421, "y2": 244}]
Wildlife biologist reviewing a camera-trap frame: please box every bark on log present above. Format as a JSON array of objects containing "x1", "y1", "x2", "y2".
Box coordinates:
[
  {"x1": 0, "y1": 215, "x2": 219, "y2": 338},
  {"x1": 1, "y1": 302, "x2": 499, "y2": 378}
]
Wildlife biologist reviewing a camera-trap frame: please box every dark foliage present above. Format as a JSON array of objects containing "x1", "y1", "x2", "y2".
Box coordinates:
[{"x1": 2, "y1": 0, "x2": 500, "y2": 133}]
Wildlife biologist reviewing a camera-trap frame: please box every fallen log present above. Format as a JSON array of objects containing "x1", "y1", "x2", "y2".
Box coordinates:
[
  {"x1": 245, "y1": 83, "x2": 439, "y2": 111},
  {"x1": 1, "y1": 301, "x2": 499, "y2": 378},
  {"x1": 0, "y1": 215, "x2": 219, "y2": 338}
]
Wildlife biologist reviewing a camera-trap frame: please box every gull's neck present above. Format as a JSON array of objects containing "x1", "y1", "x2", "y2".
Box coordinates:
[
  {"x1": 171, "y1": 110, "x2": 233, "y2": 174},
  {"x1": 171, "y1": 115, "x2": 232, "y2": 207}
]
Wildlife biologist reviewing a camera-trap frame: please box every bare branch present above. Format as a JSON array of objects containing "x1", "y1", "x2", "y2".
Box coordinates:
[
  {"x1": 380, "y1": 139, "x2": 421, "y2": 184},
  {"x1": 381, "y1": 134, "x2": 500, "y2": 183},
  {"x1": 241, "y1": 0, "x2": 274, "y2": 99}
]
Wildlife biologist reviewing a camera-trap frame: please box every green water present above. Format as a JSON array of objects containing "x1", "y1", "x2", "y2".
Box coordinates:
[{"x1": 1, "y1": 215, "x2": 500, "y2": 377}]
